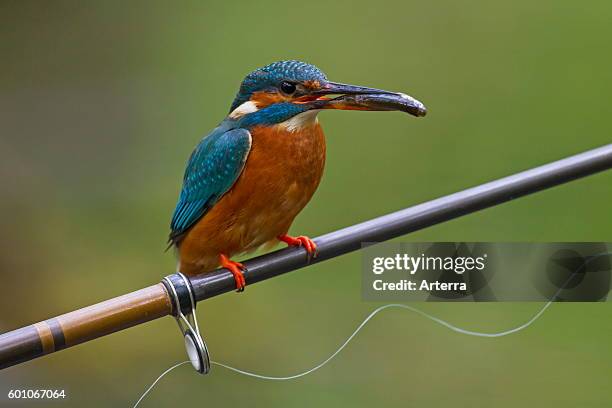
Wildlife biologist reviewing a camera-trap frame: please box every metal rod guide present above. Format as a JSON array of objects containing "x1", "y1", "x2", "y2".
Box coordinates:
[{"x1": 162, "y1": 273, "x2": 210, "y2": 374}]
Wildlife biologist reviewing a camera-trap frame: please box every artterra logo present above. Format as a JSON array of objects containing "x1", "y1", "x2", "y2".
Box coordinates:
[
  {"x1": 364, "y1": 243, "x2": 495, "y2": 300},
  {"x1": 361, "y1": 242, "x2": 612, "y2": 302}
]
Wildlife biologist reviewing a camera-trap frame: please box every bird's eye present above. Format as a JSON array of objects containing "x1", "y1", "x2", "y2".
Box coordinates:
[{"x1": 280, "y1": 81, "x2": 297, "y2": 94}]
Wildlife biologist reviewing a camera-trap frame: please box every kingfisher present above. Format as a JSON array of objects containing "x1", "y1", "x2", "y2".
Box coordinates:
[{"x1": 169, "y1": 60, "x2": 426, "y2": 291}]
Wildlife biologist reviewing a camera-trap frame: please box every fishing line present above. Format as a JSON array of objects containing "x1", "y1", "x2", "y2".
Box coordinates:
[
  {"x1": 133, "y1": 252, "x2": 609, "y2": 407},
  {"x1": 132, "y1": 301, "x2": 552, "y2": 407},
  {"x1": 132, "y1": 361, "x2": 191, "y2": 408}
]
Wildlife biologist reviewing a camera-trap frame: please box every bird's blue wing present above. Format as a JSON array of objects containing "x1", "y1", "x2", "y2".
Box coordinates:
[{"x1": 170, "y1": 127, "x2": 252, "y2": 242}]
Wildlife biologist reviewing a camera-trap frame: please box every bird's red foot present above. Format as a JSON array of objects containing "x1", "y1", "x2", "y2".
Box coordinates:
[
  {"x1": 219, "y1": 254, "x2": 246, "y2": 292},
  {"x1": 278, "y1": 234, "x2": 318, "y2": 259}
]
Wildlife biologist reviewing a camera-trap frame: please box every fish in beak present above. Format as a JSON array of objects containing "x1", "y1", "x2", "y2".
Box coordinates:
[{"x1": 307, "y1": 81, "x2": 427, "y2": 117}]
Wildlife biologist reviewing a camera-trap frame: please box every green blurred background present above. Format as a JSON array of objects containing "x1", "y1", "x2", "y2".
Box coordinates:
[{"x1": 1, "y1": 1, "x2": 611, "y2": 406}]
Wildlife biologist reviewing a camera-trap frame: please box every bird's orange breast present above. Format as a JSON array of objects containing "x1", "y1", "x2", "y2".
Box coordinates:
[{"x1": 178, "y1": 121, "x2": 326, "y2": 275}]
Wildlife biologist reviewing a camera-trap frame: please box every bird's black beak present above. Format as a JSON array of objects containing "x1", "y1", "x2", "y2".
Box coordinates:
[{"x1": 306, "y1": 81, "x2": 427, "y2": 117}]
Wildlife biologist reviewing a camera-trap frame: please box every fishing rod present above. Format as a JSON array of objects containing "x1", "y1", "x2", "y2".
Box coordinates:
[{"x1": 1, "y1": 143, "x2": 611, "y2": 371}]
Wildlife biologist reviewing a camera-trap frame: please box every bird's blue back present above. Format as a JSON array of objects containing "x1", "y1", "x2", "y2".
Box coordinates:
[{"x1": 169, "y1": 123, "x2": 251, "y2": 242}]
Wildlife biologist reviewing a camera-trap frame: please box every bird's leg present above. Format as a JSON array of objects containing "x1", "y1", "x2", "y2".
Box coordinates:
[
  {"x1": 219, "y1": 253, "x2": 246, "y2": 292},
  {"x1": 278, "y1": 234, "x2": 318, "y2": 259}
]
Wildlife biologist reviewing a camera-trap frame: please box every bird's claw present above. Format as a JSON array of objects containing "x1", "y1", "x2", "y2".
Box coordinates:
[
  {"x1": 219, "y1": 254, "x2": 246, "y2": 292},
  {"x1": 278, "y1": 234, "x2": 318, "y2": 260}
]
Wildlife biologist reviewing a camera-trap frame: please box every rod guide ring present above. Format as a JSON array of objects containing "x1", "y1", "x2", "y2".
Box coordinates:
[{"x1": 162, "y1": 273, "x2": 210, "y2": 374}]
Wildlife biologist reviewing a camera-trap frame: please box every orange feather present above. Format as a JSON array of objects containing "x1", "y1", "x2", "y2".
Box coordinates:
[{"x1": 178, "y1": 122, "x2": 326, "y2": 275}]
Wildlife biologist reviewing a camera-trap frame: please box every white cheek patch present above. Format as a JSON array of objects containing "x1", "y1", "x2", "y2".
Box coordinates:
[
  {"x1": 280, "y1": 110, "x2": 321, "y2": 132},
  {"x1": 229, "y1": 101, "x2": 259, "y2": 119}
]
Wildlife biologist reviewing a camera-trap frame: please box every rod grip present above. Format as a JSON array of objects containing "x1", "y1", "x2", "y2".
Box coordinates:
[{"x1": 0, "y1": 283, "x2": 172, "y2": 370}]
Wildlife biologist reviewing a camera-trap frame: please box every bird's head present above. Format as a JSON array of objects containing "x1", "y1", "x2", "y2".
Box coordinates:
[{"x1": 228, "y1": 60, "x2": 426, "y2": 128}]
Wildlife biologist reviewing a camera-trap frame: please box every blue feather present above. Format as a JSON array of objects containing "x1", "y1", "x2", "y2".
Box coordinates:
[
  {"x1": 169, "y1": 126, "x2": 251, "y2": 242},
  {"x1": 230, "y1": 60, "x2": 327, "y2": 112}
]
